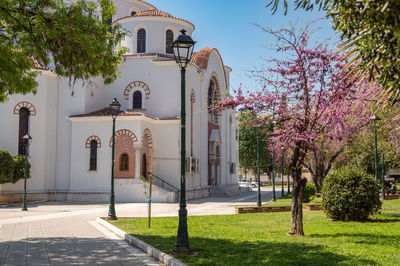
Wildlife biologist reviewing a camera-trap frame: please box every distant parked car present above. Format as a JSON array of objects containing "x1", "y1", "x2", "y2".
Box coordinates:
[
  {"x1": 251, "y1": 181, "x2": 258, "y2": 188},
  {"x1": 238, "y1": 179, "x2": 251, "y2": 187}
]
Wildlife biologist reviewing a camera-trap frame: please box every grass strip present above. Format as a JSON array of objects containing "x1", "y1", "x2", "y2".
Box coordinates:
[{"x1": 111, "y1": 200, "x2": 400, "y2": 265}]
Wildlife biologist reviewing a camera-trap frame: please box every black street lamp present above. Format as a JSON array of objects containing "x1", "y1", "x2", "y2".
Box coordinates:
[
  {"x1": 281, "y1": 147, "x2": 284, "y2": 197},
  {"x1": 381, "y1": 153, "x2": 385, "y2": 200},
  {"x1": 370, "y1": 115, "x2": 381, "y2": 198},
  {"x1": 272, "y1": 120, "x2": 276, "y2": 201},
  {"x1": 256, "y1": 130, "x2": 262, "y2": 207},
  {"x1": 21, "y1": 133, "x2": 32, "y2": 211},
  {"x1": 108, "y1": 98, "x2": 121, "y2": 220},
  {"x1": 287, "y1": 162, "x2": 291, "y2": 193},
  {"x1": 171, "y1": 29, "x2": 195, "y2": 254}
]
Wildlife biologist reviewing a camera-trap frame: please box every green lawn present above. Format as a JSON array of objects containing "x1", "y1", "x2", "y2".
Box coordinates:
[{"x1": 110, "y1": 200, "x2": 400, "y2": 265}]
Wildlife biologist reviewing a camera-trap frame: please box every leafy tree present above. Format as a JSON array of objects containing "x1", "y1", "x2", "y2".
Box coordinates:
[
  {"x1": 0, "y1": 0, "x2": 127, "y2": 102},
  {"x1": 218, "y1": 24, "x2": 367, "y2": 235},
  {"x1": 302, "y1": 85, "x2": 374, "y2": 192},
  {"x1": 267, "y1": 0, "x2": 400, "y2": 102},
  {"x1": 341, "y1": 105, "x2": 400, "y2": 175},
  {"x1": 237, "y1": 113, "x2": 273, "y2": 179}
]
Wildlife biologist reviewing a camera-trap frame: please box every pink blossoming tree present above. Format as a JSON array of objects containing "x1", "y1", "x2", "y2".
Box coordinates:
[{"x1": 217, "y1": 24, "x2": 374, "y2": 235}]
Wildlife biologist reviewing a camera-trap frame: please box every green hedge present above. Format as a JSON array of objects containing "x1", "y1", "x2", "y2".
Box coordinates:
[
  {"x1": 322, "y1": 166, "x2": 381, "y2": 222},
  {"x1": 304, "y1": 183, "x2": 316, "y2": 203},
  {"x1": 0, "y1": 149, "x2": 31, "y2": 184}
]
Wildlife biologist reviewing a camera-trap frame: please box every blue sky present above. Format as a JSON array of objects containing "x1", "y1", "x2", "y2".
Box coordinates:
[{"x1": 148, "y1": 0, "x2": 339, "y2": 93}]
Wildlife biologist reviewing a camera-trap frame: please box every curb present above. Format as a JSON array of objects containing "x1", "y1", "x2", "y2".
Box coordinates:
[
  {"x1": 0, "y1": 200, "x2": 47, "y2": 208},
  {"x1": 96, "y1": 217, "x2": 186, "y2": 266}
]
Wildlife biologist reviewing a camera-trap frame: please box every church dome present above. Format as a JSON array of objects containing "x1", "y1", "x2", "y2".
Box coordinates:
[{"x1": 113, "y1": 8, "x2": 195, "y2": 30}]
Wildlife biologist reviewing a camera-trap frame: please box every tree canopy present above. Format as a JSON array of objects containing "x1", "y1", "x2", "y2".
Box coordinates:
[
  {"x1": 267, "y1": 0, "x2": 400, "y2": 103},
  {"x1": 237, "y1": 113, "x2": 272, "y2": 177},
  {"x1": 218, "y1": 23, "x2": 373, "y2": 235},
  {"x1": 0, "y1": 0, "x2": 127, "y2": 102}
]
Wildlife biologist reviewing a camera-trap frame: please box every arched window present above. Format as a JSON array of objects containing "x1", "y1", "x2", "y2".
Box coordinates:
[
  {"x1": 89, "y1": 140, "x2": 98, "y2": 171},
  {"x1": 132, "y1": 90, "x2": 142, "y2": 109},
  {"x1": 142, "y1": 154, "x2": 147, "y2": 179},
  {"x1": 190, "y1": 90, "x2": 196, "y2": 156},
  {"x1": 166, "y1": 30, "x2": 174, "y2": 54},
  {"x1": 120, "y1": 153, "x2": 129, "y2": 171},
  {"x1": 137, "y1": 29, "x2": 146, "y2": 53},
  {"x1": 208, "y1": 79, "x2": 219, "y2": 123},
  {"x1": 131, "y1": 11, "x2": 136, "y2": 16},
  {"x1": 18, "y1": 107, "x2": 29, "y2": 155}
]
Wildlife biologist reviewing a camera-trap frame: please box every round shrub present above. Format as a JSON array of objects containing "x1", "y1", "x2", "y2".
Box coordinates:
[
  {"x1": 322, "y1": 166, "x2": 381, "y2": 222},
  {"x1": 13, "y1": 155, "x2": 30, "y2": 183},
  {"x1": 0, "y1": 149, "x2": 15, "y2": 184},
  {"x1": 303, "y1": 183, "x2": 316, "y2": 203}
]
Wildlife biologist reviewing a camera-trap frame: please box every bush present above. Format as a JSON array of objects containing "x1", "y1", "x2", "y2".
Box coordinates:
[
  {"x1": 322, "y1": 166, "x2": 381, "y2": 222},
  {"x1": 13, "y1": 155, "x2": 30, "y2": 183},
  {"x1": 303, "y1": 183, "x2": 316, "y2": 203},
  {"x1": 0, "y1": 149, "x2": 15, "y2": 184}
]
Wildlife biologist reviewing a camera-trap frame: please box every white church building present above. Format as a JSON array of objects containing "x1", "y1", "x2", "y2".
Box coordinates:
[{"x1": 0, "y1": 0, "x2": 239, "y2": 203}]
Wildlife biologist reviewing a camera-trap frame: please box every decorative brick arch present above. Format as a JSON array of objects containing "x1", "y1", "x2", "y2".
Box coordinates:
[
  {"x1": 109, "y1": 129, "x2": 138, "y2": 147},
  {"x1": 124, "y1": 81, "x2": 150, "y2": 100},
  {"x1": 13, "y1": 101, "x2": 36, "y2": 116},
  {"x1": 141, "y1": 128, "x2": 154, "y2": 178},
  {"x1": 85, "y1": 136, "x2": 101, "y2": 148},
  {"x1": 142, "y1": 128, "x2": 153, "y2": 148}
]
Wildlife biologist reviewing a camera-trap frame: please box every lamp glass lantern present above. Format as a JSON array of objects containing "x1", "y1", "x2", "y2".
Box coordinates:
[
  {"x1": 171, "y1": 29, "x2": 196, "y2": 69},
  {"x1": 22, "y1": 134, "x2": 33, "y2": 149},
  {"x1": 109, "y1": 98, "x2": 121, "y2": 119}
]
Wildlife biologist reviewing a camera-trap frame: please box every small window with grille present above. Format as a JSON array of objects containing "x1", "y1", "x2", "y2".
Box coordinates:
[
  {"x1": 89, "y1": 140, "x2": 98, "y2": 171},
  {"x1": 120, "y1": 153, "x2": 129, "y2": 171}
]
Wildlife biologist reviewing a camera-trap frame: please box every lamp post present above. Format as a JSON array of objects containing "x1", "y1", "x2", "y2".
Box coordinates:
[
  {"x1": 381, "y1": 153, "x2": 385, "y2": 200},
  {"x1": 370, "y1": 115, "x2": 381, "y2": 198},
  {"x1": 256, "y1": 132, "x2": 261, "y2": 207},
  {"x1": 107, "y1": 98, "x2": 121, "y2": 220},
  {"x1": 272, "y1": 120, "x2": 276, "y2": 201},
  {"x1": 281, "y1": 147, "x2": 284, "y2": 197},
  {"x1": 287, "y1": 163, "x2": 290, "y2": 193},
  {"x1": 171, "y1": 29, "x2": 195, "y2": 254},
  {"x1": 21, "y1": 134, "x2": 32, "y2": 211}
]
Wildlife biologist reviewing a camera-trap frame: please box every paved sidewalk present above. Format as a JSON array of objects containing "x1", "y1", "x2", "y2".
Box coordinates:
[{"x1": 0, "y1": 187, "x2": 276, "y2": 265}]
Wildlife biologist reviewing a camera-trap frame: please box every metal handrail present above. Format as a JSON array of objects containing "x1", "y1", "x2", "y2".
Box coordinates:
[{"x1": 148, "y1": 172, "x2": 180, "y2": 192}]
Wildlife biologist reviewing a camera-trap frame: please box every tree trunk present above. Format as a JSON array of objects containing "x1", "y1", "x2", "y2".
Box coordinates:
[
  {"x1": 313, "y1": 163, "x2": 324, "y2": 193},
  {"x1": 288, "y1": 168, "x2": 307, "y2": 236}
]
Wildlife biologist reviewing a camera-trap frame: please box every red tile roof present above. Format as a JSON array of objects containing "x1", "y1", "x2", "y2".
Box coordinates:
[
  {"x1": 191, "y1": 47, "x2": 215, "y2": 69},
  {"x1": 113, "y1": 9, "x2": 194, "y2": 29},
  {"x1": 192, "y1": 47, "x2": 229, "y2": 89},
  {"x1": 69, "y1": 108, "x2": 180, "y2": 120}
]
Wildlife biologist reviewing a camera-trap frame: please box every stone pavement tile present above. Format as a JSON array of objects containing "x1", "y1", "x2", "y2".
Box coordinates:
[
  {"x1": 3, "y1": 223, "x2": 27, "y2": 266},
  {"x1": 0, "y1": 224, "x2": 14, "y2": 265},
  {"x1": 27, "y1": 223, "x2": 50, "y2": 266},
  {"x1": 41, "y1": 222, "x2": 73, "y2": 265}
]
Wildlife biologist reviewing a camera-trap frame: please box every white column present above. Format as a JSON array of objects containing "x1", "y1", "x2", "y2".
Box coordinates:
[{"x1": 134, "y1": 142, "x2": 142, "y2": 178}]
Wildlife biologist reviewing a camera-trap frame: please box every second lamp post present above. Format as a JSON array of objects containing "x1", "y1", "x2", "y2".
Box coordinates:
[
  {"x1": 22, "y1": 133, "x2": 32, "y2": 211},
  {"x1": 370, "y1": 115, "x2": 381, "y2": 198},
  {"x1": 108, "y1": 98, "x2": 121, "y2": 220},
  {"x1": 171, "y1": 29, "x2": 195, "y2": 253}
]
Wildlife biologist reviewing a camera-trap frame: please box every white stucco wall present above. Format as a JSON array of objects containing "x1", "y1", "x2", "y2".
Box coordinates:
[{"x1": 0, "y1": 72, "x2": 58, "y2": 194}]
